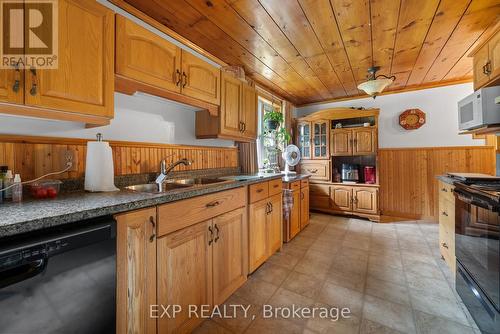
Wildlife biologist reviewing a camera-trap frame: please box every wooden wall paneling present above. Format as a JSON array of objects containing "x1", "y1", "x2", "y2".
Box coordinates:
[
  {"x1": 379, "y1": 146, "x2": 495, "y2": 221},
  {"x1": 0, "y1": 136, "x2": 239, "y2": 180}
]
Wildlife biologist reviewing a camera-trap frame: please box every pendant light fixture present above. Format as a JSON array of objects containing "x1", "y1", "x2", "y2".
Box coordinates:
[{"x1": 357, "y1": 66, "x2": 396, "y2": 98}]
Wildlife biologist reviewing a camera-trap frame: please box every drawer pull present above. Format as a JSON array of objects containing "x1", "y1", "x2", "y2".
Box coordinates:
[
  {"x1": 149, "y1": 216, "x2": 156, "y2": 242},
  {"x1": 441, "y1": 188, "x2": 447, "y2": 192},
  {"x1": 256, "y1": 188, "x2": 264, "y2": 193},
  {"x1": 273, "y1": 184, "x2": 279, "y2": 188},
  {"x1": 206, "y1": 200, "x2": 220, "y2": 208},
  {"x1": 442, "y1": 211, "x2": 448, "y2": 217},
  {"x1": 307, "y1": 169, "x2": 318, "y2": 173},
  {"x1": 441, "y1": 242, "x2": 448, "y2": 249}
]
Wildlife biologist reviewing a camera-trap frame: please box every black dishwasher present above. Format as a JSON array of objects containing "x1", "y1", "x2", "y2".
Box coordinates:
[{"x1": 0, "y1": 217, "x2": 116, "y2": 334}]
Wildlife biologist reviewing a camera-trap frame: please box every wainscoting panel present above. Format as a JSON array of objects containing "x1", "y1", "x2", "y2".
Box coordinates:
[
  {"x1": 379, "y1": 146, "x2": 495, "y2": 221},
  {"x1": 0, "y1": 135, "x2": 238, "y2": 180}
]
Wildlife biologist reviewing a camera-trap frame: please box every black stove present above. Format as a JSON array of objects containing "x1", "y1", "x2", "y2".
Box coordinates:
[{"x1": 453, "y1": 179, "x2": 500, "y2": 333}]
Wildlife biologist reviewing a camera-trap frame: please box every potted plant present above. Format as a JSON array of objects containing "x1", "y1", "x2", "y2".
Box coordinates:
[{"x1": 263, "y1": 109, "x2": 284, "y2": 131}]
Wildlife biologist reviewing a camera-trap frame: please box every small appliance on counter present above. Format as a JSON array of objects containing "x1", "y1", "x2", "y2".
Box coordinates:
[
  {"x1": 364, "y1": 166, "x2": 376, "y2": 184},
  {"x1": 341, "y1": 164, "x2": 359, "y2": 183},
  {"x1": 85, "y1": 133, "x2": 119, "y2": 192}
]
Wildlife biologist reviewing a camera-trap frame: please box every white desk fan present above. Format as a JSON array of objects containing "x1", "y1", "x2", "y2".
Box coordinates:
[{"x1": 281, "y1": 144, "x2": 301, "y2": 176}]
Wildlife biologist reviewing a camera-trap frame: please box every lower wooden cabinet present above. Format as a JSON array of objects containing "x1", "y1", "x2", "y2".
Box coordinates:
[
  {"x1": 438, "y1": 181, "x2": 456, "y2": 274},
  {"x1": 300, "y1": 185, "x2": 310, "y2": 228},
  {"x1": 157, "y1": 220, "x2": 213, "y2": 334},
  {"x1": 115, "y1": 207, "x2": 157, "y2": 334},
  {"x1": 309, "y1": 183, "x2": 380, "y2": 221},
  {"x1": 284, "y1": 179, "x2": 310, "y2": 242},
  {"x1": 212, "y1": 208, "x2": 248, "y2": 305},
  {"x1": 248, "y1": 180, "x2": 283, "y2": 273}
]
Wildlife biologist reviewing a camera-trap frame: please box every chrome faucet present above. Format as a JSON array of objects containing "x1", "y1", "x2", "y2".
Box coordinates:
[{"x1": 155, "y1": 158, "x2": 193, "y2": 191}]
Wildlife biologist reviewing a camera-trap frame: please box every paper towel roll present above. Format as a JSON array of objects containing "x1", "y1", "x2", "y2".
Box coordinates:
[{"x1": 85, "y1": 140, "x2": 119, "y2": 192}]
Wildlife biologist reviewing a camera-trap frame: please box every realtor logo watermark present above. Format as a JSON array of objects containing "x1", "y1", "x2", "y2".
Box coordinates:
[{"x1": 1, "y1": 0, "x2": 58, "y2": 68}]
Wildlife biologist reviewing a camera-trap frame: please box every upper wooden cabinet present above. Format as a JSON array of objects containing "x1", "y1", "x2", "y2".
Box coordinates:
[
  {"x1": 241, "y1": 83, "x2": 258, "y2": 139},
  {"x1": 196, "y1": 72, "x2": 258, "y2": 142},
  {"x1": 116, "y1": 15, "x2": 181, "y2": 92},
  {"x1": 471, "y1": 25, "x2": 500, "y2": 90},
  {"x1": 115, "y1": 207, "x2": 157, "y2": 334},
  {"x1": 116, "y1": 16, "x2": 221, "y2": 107},
  {"x1": 297, "y1": 122, "x2": 312, "y2": 160},
  {"x1": 331, "y1": 127, "x2": 377, "y2": 156},
  {"x1": 0, "y1": 68, "x2": 23, "y2": 104},
  {"x1": 26, "y1": 0, "x2": 114, "y2": 118},
  {"x1": 181, "y1": 51, "x2": 220, "y2": 105},
  {"x1": 312, "y1": 120, "x2": 329, "y2": 159},
  {"x1": 0, "y1": 0, "x2": 114, "y2": 126}
]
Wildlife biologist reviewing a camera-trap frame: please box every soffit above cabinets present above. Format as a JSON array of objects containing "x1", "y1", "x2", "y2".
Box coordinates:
[{"x1": 122, "y1": 0, "x2": 499, "y2": 106}]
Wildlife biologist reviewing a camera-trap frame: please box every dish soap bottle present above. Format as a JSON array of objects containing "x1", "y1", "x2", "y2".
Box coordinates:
[
  {"x1": 3, "y1": 170, "x2": 13, "y2": 201},
  {"x1": 12, "y1": 174, "x2": 22, "y2": 203}
]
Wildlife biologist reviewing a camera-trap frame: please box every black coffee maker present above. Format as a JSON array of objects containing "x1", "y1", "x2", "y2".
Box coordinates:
[{"x1": 341, "y1": 164, "x2": 359, "y2": 183}]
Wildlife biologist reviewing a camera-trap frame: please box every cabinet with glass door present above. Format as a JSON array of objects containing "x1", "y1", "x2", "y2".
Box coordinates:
[
  {"x1": 312, "y1": 121, "x2": 329, "y2": 159},
  {"x1": 297, "y1": 122, "x2": 311, "y2": 160}
]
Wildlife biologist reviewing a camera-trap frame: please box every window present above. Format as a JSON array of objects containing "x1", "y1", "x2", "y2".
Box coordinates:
[{"x1": 256, "y1": 96, "x2": 284, "y2": 171}]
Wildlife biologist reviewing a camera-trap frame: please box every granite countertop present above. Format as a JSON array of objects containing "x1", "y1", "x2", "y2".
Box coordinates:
[
  {"x1": 281, "y1": 174, "x2": 311, "y2": 183},
  {"x1": 0, "y1": 173, "x2": 282, "y2": 238}
]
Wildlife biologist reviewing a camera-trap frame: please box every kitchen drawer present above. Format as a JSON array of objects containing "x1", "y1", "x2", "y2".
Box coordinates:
[
  {"x1": 249, "y1": 181, "x2": 269, "y2": 203},
  {"x1": 300, "y1": 179, "x2": 309, "y2": 188},
  {"x1": 310, "y1": 184, "x2": 330, "y2": 197},
  {"x1": 157, "y1": 187, "x2": 246, "y2": 236},
  {"x1": 269, "y1": 178, "x2": 283, "y2": 196},
  {"x1": 310, "y1": 195, "x2": 330, "y2": 209},
  {"x1": 300, "y1": 161, "x2": 330, "y2": 181},
  {"x1": 289, "y1": 181, "x2": 301, "y2": 191}
]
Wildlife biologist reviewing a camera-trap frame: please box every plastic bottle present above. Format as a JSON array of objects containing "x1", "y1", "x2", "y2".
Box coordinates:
[
  {"x1": 3, "y1": 170, "x2": 13, "y2": 201},
  {"x1": 12, "y1": 174, "x2": 22, "y2": 203}
]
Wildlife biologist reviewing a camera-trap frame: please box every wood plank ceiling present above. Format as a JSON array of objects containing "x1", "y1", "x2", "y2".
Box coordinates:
[{"x1": 124, "y1": 0, "x2": 499, "y2": 105}]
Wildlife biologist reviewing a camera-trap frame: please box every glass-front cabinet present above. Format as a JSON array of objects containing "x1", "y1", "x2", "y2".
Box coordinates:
[
  {"x1": 297, "y1": 122, "x2": 311, "y2": 159},
  {"x1": 296, "y1": 120, "x2": 329, "y2": 160},
  {"x1": 312, "y1": 120, "x2": 329, "y2": 159}
]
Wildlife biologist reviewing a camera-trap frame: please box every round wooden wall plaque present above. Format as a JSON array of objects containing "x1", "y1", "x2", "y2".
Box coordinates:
[{"x1": 399, "y1": 109, "x2": 426, "y2": 130}]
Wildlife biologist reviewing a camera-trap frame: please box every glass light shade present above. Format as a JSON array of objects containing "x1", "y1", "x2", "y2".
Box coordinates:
[{"x1": 357, "y1": 77, "x2": 394, "y2": 96}]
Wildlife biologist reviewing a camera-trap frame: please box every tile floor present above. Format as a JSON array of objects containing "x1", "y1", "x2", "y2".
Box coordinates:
[{"x1": 194, "y1": 213, "x2": 480, "y2": 334}]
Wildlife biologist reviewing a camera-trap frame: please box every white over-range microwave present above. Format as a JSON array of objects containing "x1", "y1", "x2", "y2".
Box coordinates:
[{"x1": 458, "y1": 86, "x2": 500, "y2": 131}]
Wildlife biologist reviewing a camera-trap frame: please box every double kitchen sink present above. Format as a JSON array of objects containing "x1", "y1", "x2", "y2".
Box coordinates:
[{"x1": 125, "y1": 174, "x2": 270, "y2": 194}]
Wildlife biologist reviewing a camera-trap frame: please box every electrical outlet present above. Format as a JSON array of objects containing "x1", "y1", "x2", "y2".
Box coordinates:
[{"x1": 64, "y1": 149, "x2": 78, "y2": 172}]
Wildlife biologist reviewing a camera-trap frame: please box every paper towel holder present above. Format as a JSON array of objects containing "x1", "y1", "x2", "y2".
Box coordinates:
[{"x1": 96, "y1": 133, "x2": 103, "y2": 142}]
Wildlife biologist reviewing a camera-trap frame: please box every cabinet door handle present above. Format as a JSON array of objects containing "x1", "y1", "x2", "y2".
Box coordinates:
[
  {"x1": 243, "y1": 122, "x2": 246, "y2": 132},
  {"x1": 175, "y1": 69, "x2": 182, "y2": 86},
  {"x1": 265, "y1": 202, "x2": 269, "y2": 215},
  {"x1": 182, "y1": 71, "x2": 187, "y2": 88},
  {"x1": 214, "y1": 224, "x2": 220, "y2": 242},
  {"x1": 484, "y1": 61, "x2": 492, "y2": 75},
  {"x1": 149, "y1": 216, "x2": 156, "y2": 242},
  {"x1": 206, "y1": 200, "x2": 220, "y2": 208},
  {"x1": 441, "y1": 242, "x2": 448, "y2": 249},
  {"x1": 442, "y1": 211, "x2": 448, "y2": 217},
  {"x1": 208, "y1": 226, "x2": 214, "y2": 245},
  {"x1": 301, "y1": 192, "x2": 304, "y2": 200},
  {"x1": 12, "y1": 62, "x2": 20, "y2": 93},
  {"x1": 239, "y1": 121, "x2": 243, "y2": 132},
  {"x1": 29, "y1": 68, "x2": 37, "y2": 96},
  {"x1": 269, "y1": 202, "x2": 273, "y2": 213}
]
